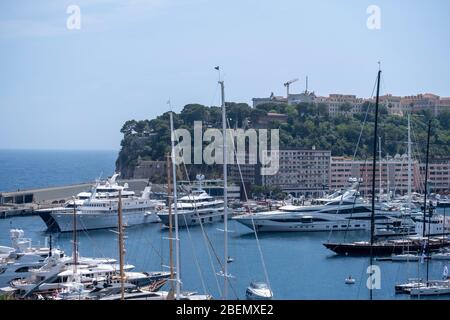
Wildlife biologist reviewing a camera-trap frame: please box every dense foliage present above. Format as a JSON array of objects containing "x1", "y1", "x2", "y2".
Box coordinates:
[{"x1": 116, "y1": 102, "x2": 450, "y2": 178}]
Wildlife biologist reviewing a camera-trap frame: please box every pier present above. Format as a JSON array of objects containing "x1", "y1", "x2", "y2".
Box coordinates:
[{"x1": 0, "y1": 179, "x2": 151, "y2": 219}]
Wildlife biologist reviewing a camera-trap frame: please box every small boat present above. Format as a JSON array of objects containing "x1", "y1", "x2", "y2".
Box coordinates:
[
  {"x1": 226, "y1": 256, "x2": 234, "y2": 263},
  {"x1": 345, "y1": 276, "x2": 355, "y2": 284},
  {"x1": 432, "y1": 252, "x2": 450, "y2": 260},
  {"x1": 246, "y1": 282, "x2": 273, "y2": 300},
  {"x1": 409, "y1": 281, "x2": 450, "y2": 296},
  {"x1": 395, "y1": 278, "x2": 426, "y2": 294},
  {"x1": 391, "y1": 252, "x2": 421, "y2": 262}
]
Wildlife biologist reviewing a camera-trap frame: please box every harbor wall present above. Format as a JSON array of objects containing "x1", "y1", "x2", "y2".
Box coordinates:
[{"x1": 0, "y1": 179, "x2": 151, "y2": 218}]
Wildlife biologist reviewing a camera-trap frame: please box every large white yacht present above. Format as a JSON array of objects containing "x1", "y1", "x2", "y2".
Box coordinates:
[
  {"x1": 157, "y1": 175, "x2": 225, "y2": 227},
  {"x1": 43, "y1": 176, "x2": 165, "y2": 232},
  {"x1": 38, "y1": 173, "x2": 136, "y2": 231},
  {"x1": 233, "y1": 185, "x2": 409, "y2": 232}
]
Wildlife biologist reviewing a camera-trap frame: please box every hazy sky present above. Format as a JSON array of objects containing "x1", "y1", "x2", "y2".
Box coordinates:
[{"x1": 1, "y1": 0, "x2": 449, "y2": 150}]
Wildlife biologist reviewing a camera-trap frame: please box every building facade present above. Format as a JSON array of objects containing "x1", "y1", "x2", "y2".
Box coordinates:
[
  {"x1": 261, "y1": 149, "x2": 331, "y2": 197},
  {"x1": 252, "y1": 90, "x2": 450, "y2": 117},
  {"x1": 330, "y1": 155, "x2": 450, "y2": 196}
]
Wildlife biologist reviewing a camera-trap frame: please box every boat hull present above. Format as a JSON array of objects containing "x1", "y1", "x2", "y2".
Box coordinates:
[
  {"x1": 410, "y1": 285, "x2": 450, "y2": 296},
  {"x1": 49, "y1": 211, "x2": 160, "y2": 232},
  {"x1": 158, "y1": 209, "x2": 225, "y2": 227},
  {"x1": 234, "y1": 216, "x2": 368, "y2": 232},
  {"x1": 323, "y1": 241, "x2": 450, "y2": 256},
  {"x1": 38, "y1": 209, "x2": 70, "y2": 232}
]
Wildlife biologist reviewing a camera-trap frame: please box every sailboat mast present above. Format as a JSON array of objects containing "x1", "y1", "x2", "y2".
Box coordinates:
[
  {"x1": 423, "y1": 120, "x2": 432, "y2": 284},
  {"x1": 170, "y1": 111, "x2": 181, "y2": 300},
  {"x1": 72, "y1": 197, "x2": 77, "y2": 275},
  {"x1": 166, "y1": 153, "x2": 175, "y2": 297},
  {"x1": 379, "y1": 136, "x2": 382, "y2": 198},
  {"x1": 407, "y1": 114, "x2": 412, "y2": 209},
  {"x1": 118, "y1": 189, "x2": 125, "y2": 300},
  {"x1": 219, "y1": 79, "x2": 229, "y2": 300},
  {"x1": 370, "y1": 69, "x2": 381, "y2": 300},
  {"x1": 422, "y1": 120, "x2": 431, "y2": 237}
]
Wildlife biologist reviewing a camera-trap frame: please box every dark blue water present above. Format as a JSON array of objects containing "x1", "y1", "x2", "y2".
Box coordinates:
[
  {"x1": 0, "y1": 149, "x2": 117, "y2": 192},
  {"x1": 1, "y1": 215, "x2": 449, "y2": 300},
  {"x1": 0, "y1": 149, "x2": 448, "y2": 299}
]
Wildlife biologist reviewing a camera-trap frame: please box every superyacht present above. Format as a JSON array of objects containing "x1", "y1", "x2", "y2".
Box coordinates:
[
  {"x1": 233, "y1": 183, "x2": 410, "y2": 232},
  {"x1": 157, "y1": 175, "x2": 225, "y2": 227},
  {"x1": 44, "y1": 182, "x2": 164, "y2": 232}
]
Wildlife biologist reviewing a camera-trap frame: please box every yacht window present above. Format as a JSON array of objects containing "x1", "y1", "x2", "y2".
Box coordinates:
[{"x1": 15, "y1": 266, "x2": 30, "y2": 273}]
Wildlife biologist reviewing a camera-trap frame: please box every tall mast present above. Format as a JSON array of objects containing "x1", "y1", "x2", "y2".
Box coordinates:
[
  {"x1": 424, "y1": 120, "x2": 432, "y2": 284},
  {"x1": 407, "y1": 114, "x2": 412, "y2": 209},
  {"x1": 219, "y1": 78, "x2": 229, "y2": 300},
  {"x1": 379, "y1": 136, "x2": 382, "y2": 198},
  {"x1": 170, "y1": 111, "x2": 181, "y2": 300},
  {"x1": 369, "y1": 69, "x2": 381, "y2": 301},
  {"x1": 72, "y1": 197, "x2": 77, "y2": 275},
  {"x1": 422, "y1": 120, "x2": 431, "y2": 237},
  {"x1": 166, "y1": 153, "x2": 175, "y2": 299},
  {"x1": 118, "y1": 189, "x2": 125, "y2": 300}
]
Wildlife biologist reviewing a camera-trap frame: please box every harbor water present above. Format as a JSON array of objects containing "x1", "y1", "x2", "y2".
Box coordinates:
[
  {"x1": 1, "y1": 214, "x2": 449, "y2": 300},
  {"x1": 0, "y1": 149, "x2": 449, "y2": 299}
]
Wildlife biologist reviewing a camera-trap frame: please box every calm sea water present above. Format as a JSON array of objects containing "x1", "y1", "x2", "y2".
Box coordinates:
[
  {"x1": 0, "y1": 149, "x2": 117, "y2": 192},
  {"x1": 0, "y1": 150, "x2": 448, "y2": 299}
]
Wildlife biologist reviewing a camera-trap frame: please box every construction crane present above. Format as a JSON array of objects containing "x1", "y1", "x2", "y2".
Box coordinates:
[{"x1": 284, "y1": 78, "x2": 299, "y2": 98}]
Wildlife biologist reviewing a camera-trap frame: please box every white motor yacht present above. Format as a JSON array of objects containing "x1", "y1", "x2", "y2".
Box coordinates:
[
  {"x1": 47, "y1": 184, "x2": 164, "y2": 232},
  {"x1": 246, "y1": 282, "x2": 273, "y2": 300},
  {"x1": 233, "y1": 189, "x2": 405, "y2": 232},
  {"x1": 158, "y1": 182, "x2": 225, "y2": 227}
]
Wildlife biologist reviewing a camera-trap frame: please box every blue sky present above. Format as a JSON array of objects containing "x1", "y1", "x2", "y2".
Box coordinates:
[{"x1": 0, "y1": 0, "x2": 449, "y2": 150}]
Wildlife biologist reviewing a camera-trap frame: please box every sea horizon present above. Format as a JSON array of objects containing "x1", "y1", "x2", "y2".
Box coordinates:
[{"x1": 0, "y1": 149, "x2": 118, "y2": 192}]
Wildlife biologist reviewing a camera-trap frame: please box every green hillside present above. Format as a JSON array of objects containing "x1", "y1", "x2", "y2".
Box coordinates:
[{"x1": 116, "y1": 102, "x2": 450, "y2": 179}]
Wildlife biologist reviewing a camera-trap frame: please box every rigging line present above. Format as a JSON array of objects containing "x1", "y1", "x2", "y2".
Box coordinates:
[
  {"x1": 411, "y1": 126, "x2": 426, "y2": 194},
  {"x1": 141, "y1": 231, "x2": 165, "y2": 264},
  {"x1": 350, "y1": 74, "x2": 378, "y2": 176},
  {"x1": 171, "y1": 107, "x2": 240, "y2": 298},
  {"x1": 180, "y1": 212, "x2": 208, "y2": 295},
  {"x1": 171, "y1": 126, "x2": 220, "y2": 297},
  {"x1": 226, "y1": 117, "x2": 272, "y2": 296},
  {"x1": 356, "y1": 257, "x2": 367, "y2": 300},
  {"x1": 179, "y1": 185, "x2": 221, "y2": 295},
  {"x1": 77, "y1": 217, "x2": 111, "y2": 260},
  {"x1": 352, "y1": 101, "x2": 371, "y2": 160},
  {"x1": 170, "y1": 113, "x2": 214, "y2": 296},
  {"x1": 343, "y1": 159, "x2": 367, "y2": 243},
  {"x1": 176, "y1": 177, "x2": 208, "y2": 294},
  {"x1": 177, "y1": 149, "x2": 239, "y2": 299},
  {"x1": 179, "y1": 162, "x2": 223, "y2": 297}
]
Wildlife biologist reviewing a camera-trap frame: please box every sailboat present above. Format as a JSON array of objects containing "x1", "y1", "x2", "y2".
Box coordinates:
[
  {"x1": 407, "y1": 121, "x2": 450, "y2": 297},
  {"x1": 323, "y1": 72, "x2": 450, "y2": 257}
]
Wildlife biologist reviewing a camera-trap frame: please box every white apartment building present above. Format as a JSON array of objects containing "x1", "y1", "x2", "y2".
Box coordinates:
[{"x1": 262, "y1": 149, "x2": 331, "y2": 197}]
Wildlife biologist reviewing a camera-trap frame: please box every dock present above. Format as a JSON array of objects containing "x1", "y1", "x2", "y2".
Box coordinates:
[{"x1": 0, "y1": 179, "x2": 152, "y2": 219}]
